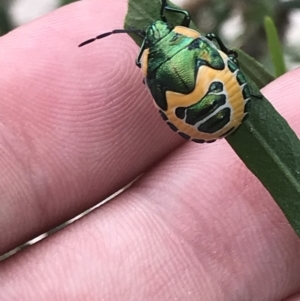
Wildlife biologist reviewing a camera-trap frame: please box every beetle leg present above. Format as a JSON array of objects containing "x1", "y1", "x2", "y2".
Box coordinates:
[
  {"x1": 135, "y1": 38, "x2": 147, "y2": 68},
  {"x1": 205, "y1": 33, "x2": 237, "y2": 57},
  {"x1": 160, "y1": 0, "x2": 191, "y2": 27}
]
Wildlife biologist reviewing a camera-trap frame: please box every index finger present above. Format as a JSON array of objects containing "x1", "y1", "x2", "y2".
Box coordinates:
[{"x1": 0, "y1": 0, "x2": 184, "y2": 255}]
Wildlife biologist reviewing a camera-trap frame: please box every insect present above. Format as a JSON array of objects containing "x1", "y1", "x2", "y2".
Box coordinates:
[{"x1": 79, "y1": 0, "x2": 258, "y2": 143}]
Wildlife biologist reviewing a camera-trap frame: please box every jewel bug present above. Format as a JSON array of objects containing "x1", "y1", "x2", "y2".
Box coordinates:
[{"x1": 79, "y1": 0, "x2": 259, "y2": 143}]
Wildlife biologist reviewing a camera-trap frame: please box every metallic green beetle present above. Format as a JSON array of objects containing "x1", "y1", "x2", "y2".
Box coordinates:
[{"x1": 79, "y1": 0, "x2": 255, "y2": 143}]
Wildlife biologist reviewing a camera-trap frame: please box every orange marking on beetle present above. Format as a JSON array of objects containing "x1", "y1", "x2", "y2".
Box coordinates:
[{"x1": 172, "y1": 26, "x2": 201, "y2": 39}]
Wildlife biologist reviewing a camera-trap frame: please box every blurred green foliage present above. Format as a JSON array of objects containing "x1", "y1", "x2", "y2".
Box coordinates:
[
  {"x1": 0, "y1": 0, "x2": 78, "y2": 35},
  {"x1": 0, "y1": 3, "x2": 13, "y2": 34},
  {"x1": 264, "y1": 16, "x2": 287, "y2": 77},
  {"x1": 184, "y1": 0, "x2": 300, "y2": 74},
  {"x1": 60, "y1": 0, "x2": 79, "y2": 5}
]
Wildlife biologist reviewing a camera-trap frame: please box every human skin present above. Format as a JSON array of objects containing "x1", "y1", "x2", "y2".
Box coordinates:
[{"x1": 0, "y1": 0, "x2": 300, "y2": 300}]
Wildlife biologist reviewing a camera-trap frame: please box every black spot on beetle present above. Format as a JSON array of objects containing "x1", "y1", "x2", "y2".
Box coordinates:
[
  {"x1": 236, "y1": 71, "x2": 247, "y2": 86},
  {"x1": 192, "y1": 139, "x2": 206, "y2": 143},
  {"x1": 198, "y1": 107, "x2": 231, "y2": 133},
  {"x1": 178, "y1": 132, "x2": 191, "y2": 140},
  {"x1": 175, "y1": 107, "x2": 186, "y2": 120},
  {"x1": 184, "y1": 94, "x2": 227, "y2": 126},
  {"x1": 167, "y1": 122, "x2": 178, "y2": 132},
  {"x1": 159, "y1": 110, "x2": 168, "y2": 121},
  {"x1": 188, "y1": 39, "x2": 200, "y2": 50},
  {"x1": 227, "y1": 60, "x2": 238, "y2": 73},
  {"x1": 208, "y1": 81, "x2": 223, "y2": 93}
]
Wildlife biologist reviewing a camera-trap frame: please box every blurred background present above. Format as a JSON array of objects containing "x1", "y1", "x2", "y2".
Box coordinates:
[{"x1": 2, "y1": 0, "x2": 300, "y2": 74}]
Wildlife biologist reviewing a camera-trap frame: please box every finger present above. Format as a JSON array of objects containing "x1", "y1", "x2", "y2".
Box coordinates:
[
  {"x1": 0, "y1": 0, "x2": 185, "y2": 255},
  {"x1": 1, "y1": 69, "x2": 300, "y2": 299},
  {"x1": 261, "y1": 68, "x2": 300, "y2": 131}
]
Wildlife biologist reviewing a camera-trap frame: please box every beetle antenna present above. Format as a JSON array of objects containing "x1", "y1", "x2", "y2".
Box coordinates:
[{"x1": 79, "y1": 29, "x2": 145, "y2": 47}]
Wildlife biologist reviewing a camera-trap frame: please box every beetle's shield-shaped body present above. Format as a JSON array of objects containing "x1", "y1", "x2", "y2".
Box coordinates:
[{"x1": 142, "y1": 21, "x2": 251, "y2": 143}]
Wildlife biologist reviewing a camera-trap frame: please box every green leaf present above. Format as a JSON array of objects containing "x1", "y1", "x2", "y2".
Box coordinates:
[
  {"x1": 124, "y1": 0, "x2": 300, "y2": 236},
  {"x1": 264, "y1": 16, "x2": 286, "y2": 78},
  {"x1": 227, "y1": 88, "x2": 300, "y2": 236},
  {"x1": 280, "y1": 0, "x2": 300, "y2": 10}
]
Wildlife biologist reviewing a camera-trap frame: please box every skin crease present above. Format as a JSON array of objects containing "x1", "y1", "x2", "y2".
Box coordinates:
[{"x1": 0, "y1": 0, "x2": 300, "y2": 300}]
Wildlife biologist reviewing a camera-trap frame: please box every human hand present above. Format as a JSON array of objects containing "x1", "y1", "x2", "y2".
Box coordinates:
[{"x1": 1, "y1": 0, "x2": 300, "y2": 300}]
